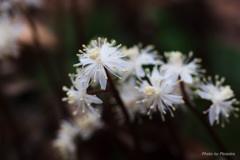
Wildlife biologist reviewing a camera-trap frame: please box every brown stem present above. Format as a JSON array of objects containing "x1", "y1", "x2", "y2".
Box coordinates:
[
  {"x1": 180, "y1": 82, "x2": 231, "y2": 160},
  {"x1": 106, "y1": 72, "x2": 130, "y2": 123},
  {"x1": 105, "y1": 71, "x2": 141, "y2": 156}
]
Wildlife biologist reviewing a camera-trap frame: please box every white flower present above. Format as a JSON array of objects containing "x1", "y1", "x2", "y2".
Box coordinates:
[
  {"x1": 0, "y1": 15, "x2": 22, "y2": 60},
  {"x1": 137, "y1": 67, "x2": 184, "y2": 120},
  {"x1": 75, "y1": 38, "x2": 129, "y2": 90},
  {"x1": 161, "y1": 51, "x2": 202, "y2": 84},
  {"x1": 196, "y1": 76, "x2": 239, "y2": 127},
  {"x1": 75, "y1": 111, "x2": 103, "y2": 140},
  {"x1": 118, "y1": 77, "x2": 146, "y2": 120},
  {"x1": 62, "y1": 76, "x2": 103, "y2": 116},
  {"x1": 122, "y1": 45, "x2": 161, "y2": 78},
  {"x1": 53, "y1": 121, "x2": 78, "y2": 160}
]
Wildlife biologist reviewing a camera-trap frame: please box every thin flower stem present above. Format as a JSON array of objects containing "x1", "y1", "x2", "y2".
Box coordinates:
[
  {"x1": 180, "y1": 82, "x2": 231, "y2": 160},
  {"x1": 106, "y1": 71, "x2": 141, "y2": 156},
  {"x1": 106, "y1": 73, "x2": 130, "y2": 123}
]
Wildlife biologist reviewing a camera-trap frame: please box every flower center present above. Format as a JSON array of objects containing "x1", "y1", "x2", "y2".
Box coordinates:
[
  {"x1": 89, "y1": 48, "x2": 100, "y2": 60},
  {"x1": 212, "y1": 86, "x2": 234, "y2": 103},
  {"x1": 169, "y1": 52, "x2": 183, "y2": 66},
  {"x1": 221, "y1": 86, "x2": 233, "y2": 98},
  {"x1": 144, "y1": 86, "x2": 157, "y2": 98}
]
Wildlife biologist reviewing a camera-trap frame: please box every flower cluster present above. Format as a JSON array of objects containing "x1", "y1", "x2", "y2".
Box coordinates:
[
  {"x1": 53, "y1": 121, "x2": 79, "y2": 160},
  {"x1": 137, "y1": 67, "x2": 184, "y2": 120},
  {"x1": 53, "y1": 112, "x2": 103, "y2": 160},
  {"x1": 75, "y1": 111, "x2": 103, "y2": 140},
  {"x1": 63, "y1": 37, "x2": 239, "y2": 127},
  {"x1": 63, "y1": 38, "x2": 130, "y2": 116},
  {"x1": 121, "y1": 45, "x2": 161, "y2": 79},
  {"x1": 196, "y1": 76, "x2": 239, "y2": 127},
  {"x1": 62, "y1": 74, "x2": 103, "y2": 116},
  {"x1": 75, "y1": 38, "x2": 129, "y2": 90},
  {"x1": 161, "y1": 51, "x2": 203, "y2": 84}
]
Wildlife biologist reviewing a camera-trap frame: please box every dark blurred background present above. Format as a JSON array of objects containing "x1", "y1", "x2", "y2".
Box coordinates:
[{"x1": 1, "y1": 0, "x2": 240, "y2": 159}]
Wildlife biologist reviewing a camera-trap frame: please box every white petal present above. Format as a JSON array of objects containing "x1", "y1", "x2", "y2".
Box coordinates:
[
  {"x1": 136, "y1": 67, "x2": 145, "y2": 77},
  {"x1": 196, "y1": 90, "x2": 211, "y2": 100},
  {"x1": 162, "y1": 94, "x2": 183, "y2": 105},
  {"x1": 208, "y1": 107, "x2": 216, "y2": 126},
  {"x1": 157, "y1": 98, "x2": 165, "y2": 112},
  {"x1": 86, "y1": 95, "x2": 103, "y2": 104},
  {"x1": 180, "y1": 72, "x2": 193, "y2": 84},
  {"x1": 215, "y1": 105, "x2": 221, "y2": 115},
  {"x1": 99, "y1": 68, "x2": 107, "y2": 90}
]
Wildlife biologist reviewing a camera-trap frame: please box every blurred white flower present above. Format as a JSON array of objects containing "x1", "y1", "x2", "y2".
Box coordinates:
[
  {"x1": 53, "y1": 121, "x2": 78, "y2": 160},
  {"x1": 161, "y1": 51, "x2": 202, "y2": 84},
  {"x1": 118, "y1": 77, "x2": 146, "y2": 120},
  {"x1": 0, "y1": 1, "x2": 11, "y2": 12},
  {"x1": 0, "y1": 0, "x2": 43, "y2": 14},
  {"x1": 17, "y1": 0, "x2": 43, "y2": 7},
  {"x1": 76, "y1": 111, "x2": 103, "y2": 140},
  {"x1": 196, "y1": 76, "x2": 239, "y2": 127},
  {"x1": 62, "y1": 76, "x2": 102, "y2": 116},
  {"x1": 75, "y1": 38, "x2": 129, "y2": 90},
  {"x1": 137, "y1": 67, "x2": 184, "y2": 120},
  {"x1": 122, "y1": 45, "x2": 161, "y2": 78},
  {"x1": 0, "y1": 15, "x2": 22, "y2": 60},
  {"x1": 53, "y1": 114, "x2": 103, "y2": 157}
]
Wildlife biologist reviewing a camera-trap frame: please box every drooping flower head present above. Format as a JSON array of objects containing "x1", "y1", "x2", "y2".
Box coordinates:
[
  {"x1": 62, "y1": 74, "x2": 103, "y2": 116},
  {"x1": 122, "y1": 45, "x2": 162, "y2": 78},
  {"x1": 196, "y1": 76, "x2": 239, "y2": 127},
  {"x1": 75, "y1": 38, "x2": 129, "y2": 90},
  {"x1": 137, "y1": 67, "x2": 184, "y2": 120},
  {"x1": 161, "y1": 51, "x2": 203, "y2": 84},
  {"x1": 0, "y1": 15, "x2": 22, "y2": 59}
]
